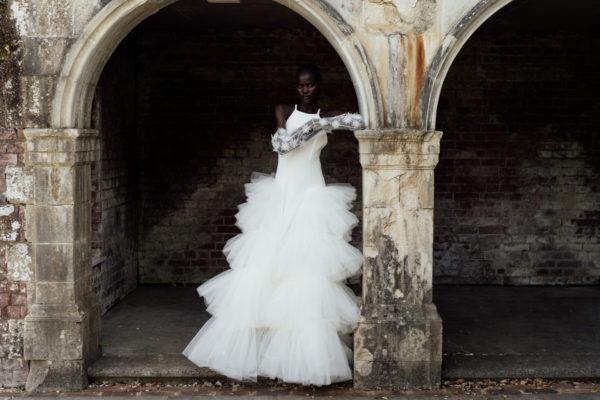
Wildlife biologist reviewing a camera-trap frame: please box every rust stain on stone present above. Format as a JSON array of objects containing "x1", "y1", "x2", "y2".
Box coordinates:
[{"x1": 411, "y1": 35, "x2": 426, "y2": 127}]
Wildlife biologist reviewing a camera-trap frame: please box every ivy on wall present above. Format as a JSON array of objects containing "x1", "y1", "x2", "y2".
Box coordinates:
[
  {"x1": 0, "y1": 0, "x2": 20, "y2": 87},
  {"x1": 0, "y1": 0, "x2": 21, "y2": 127}
]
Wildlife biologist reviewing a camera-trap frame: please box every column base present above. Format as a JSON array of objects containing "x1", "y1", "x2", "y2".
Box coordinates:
[
  {"x1": 24, "y1": 292, "x2": 102, "y2": 392},
  {"x1": 353, "y1": 303, "x2": 442, "y2": 390}
]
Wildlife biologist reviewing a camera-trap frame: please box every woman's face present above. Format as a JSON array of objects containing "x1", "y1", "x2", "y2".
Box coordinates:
[{"x1": 296, "y1": 72, "x2": 320, "y2": 106}]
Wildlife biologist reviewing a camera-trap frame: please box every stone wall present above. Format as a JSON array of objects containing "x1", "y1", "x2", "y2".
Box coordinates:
[
  {"x1": 433, "y1": 15, "x2": 600, "y2": 284},
  {"x1": 131, "y1": 26, "x2": 360, "y2": 284},
  {"x1": 1, "y1": 0, "x2": 599, "y2": 390},
  {"x1": 0, "y1": 1, "x2": 29, "y2": 387},
  {"x1": 0, "y1": 128, "x2": 29, "y2": 386}
]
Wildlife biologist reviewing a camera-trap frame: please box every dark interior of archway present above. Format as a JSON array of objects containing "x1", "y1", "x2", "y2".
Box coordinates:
[
  {"x1": 434, "y1": 0, "x2": 600, "y2": 285},
  {"x1": 90, "y1": 0, "x2": 360, "y2": 312}
]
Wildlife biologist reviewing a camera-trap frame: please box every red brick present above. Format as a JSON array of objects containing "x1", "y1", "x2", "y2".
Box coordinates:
[
  {"x1": 4, "y1": 141, "x2": 24, "y2": 153},
  {"x1": 10, "y1": 294, "x2": 26, "y2": 305},
  {"x1": 0, "y1": 129, "x2": 17, "y2": 140},
  {"x1": 0, "y1": 153, "x2": 17, "y2": 166},
  {"x1": 5, "y1": 305, "x2": 24, "y2": 319},
  {"x1": 0, "y1": 293, "x2": 9, "y2": 306}
]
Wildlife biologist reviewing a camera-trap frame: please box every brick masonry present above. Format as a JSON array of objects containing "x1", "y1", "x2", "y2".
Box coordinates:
[
  {"x1": 0, "y1": 126, "x2": 29, "y2": 385},
  {"x1": 0, "y1": 0, "x2": 597, "y2": 390},
  {"x1": 134, "y1": 27, "x2": 360, "y2": 284},
  {"x1": 91, "y1": 36, "x2": 138, "y2": 314},
  {"x1": 92, "y1": 25, "x2": 361, "y2": 298},
  {"x1": 433, "y1": 19, "x2": 600, "y2": 284},
  {"x1": 0, "y1": 7, "x2": 30, "y2": 381},
  {"x1": 91, "y1": 13, "x2": 600, "y2": 308}
]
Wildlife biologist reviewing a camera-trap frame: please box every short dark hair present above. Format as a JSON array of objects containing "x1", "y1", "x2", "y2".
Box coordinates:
[{"x1": 296, "y1": 63, "x2": 322, "y2": 82}]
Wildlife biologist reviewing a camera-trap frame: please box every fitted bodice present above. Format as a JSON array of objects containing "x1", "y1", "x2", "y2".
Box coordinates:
[{"x1": 275, "y1": 105, "x2": 327, "y2": 192}]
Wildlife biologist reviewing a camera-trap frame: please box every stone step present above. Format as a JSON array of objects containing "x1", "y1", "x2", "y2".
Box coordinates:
[
  {"x1": 442, "y1": 354, "x2": 600, "y2": 379},
  {"x1": 87, "y1": 354, "x2": 222, "y2": 384}
]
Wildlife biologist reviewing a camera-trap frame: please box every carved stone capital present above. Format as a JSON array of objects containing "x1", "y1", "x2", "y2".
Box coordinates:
[
  {"x1": 24, "y1": 129, "x2": 99, "y2": 166},
  {"x1": 354, "y1": 129, "x2": 442, "y2": 170}
]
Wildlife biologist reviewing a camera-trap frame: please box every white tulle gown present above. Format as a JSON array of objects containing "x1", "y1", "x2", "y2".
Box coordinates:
[{"x1": 182, "y1": 105, "x2": 363, "y2": 386}]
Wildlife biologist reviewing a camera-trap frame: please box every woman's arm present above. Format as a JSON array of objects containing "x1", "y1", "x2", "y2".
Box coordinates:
[
  {"x1": 274, "y1": 104, "x2": 293, "y2": 129},
  {"x1": 319, "y1": 109, "x2": 345, "y2": 118},
  {"x1": 272, "y1": 112, "x2": 365, "y2": 155}
]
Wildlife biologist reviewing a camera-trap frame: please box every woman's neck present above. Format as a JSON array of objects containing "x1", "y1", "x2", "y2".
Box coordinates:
[{"x1": 297, "y1": 103, "x2": 319, "y2": 114}]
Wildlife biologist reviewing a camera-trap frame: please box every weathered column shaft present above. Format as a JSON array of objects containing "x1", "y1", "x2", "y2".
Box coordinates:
[
  {"x1": 22, "y1": 129, "x2": 101, "y2": 392},
  {"x1": 353, "y1": 129, "x2": 443, "y2": 390}
]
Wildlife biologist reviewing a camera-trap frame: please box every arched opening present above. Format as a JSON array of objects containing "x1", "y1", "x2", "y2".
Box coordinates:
[
  {"x1": 85, "y1": 0, "x2": 363, "y2": 381},
  {"x1": 432, "y1": 0, "x2": 600, "y2": 378}
]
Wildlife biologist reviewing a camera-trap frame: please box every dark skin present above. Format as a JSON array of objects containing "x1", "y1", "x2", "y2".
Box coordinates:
[{"x1": 274, "y1": 71, "x2": 345, "y2": 130}]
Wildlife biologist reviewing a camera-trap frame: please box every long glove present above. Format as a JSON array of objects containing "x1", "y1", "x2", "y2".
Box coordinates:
[{"x1": 271, "y1": 113, "x2": 365, "y2": 155}]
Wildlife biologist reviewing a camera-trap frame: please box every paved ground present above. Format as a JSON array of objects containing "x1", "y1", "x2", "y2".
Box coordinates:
[
  {"x1": 89, "y1": 285, "x2": 600, "y2": 381},
  {"x1": 434, "y1": 285, "x2": 600, "y2": 378},
  {"x1": 1, "y1": 378, "x2": 600, "y2": 399}
]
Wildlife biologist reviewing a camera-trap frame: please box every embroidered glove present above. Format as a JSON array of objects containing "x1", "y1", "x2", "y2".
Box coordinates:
[{"x1": 271, "y1": 113, "x2": 365, "y2": 155}]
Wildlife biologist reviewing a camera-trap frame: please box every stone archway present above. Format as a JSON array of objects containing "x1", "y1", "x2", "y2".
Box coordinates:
[
  {"x1": 427, "y1": 0, "x2": 600, "y2": 378},
  {"x1": 51, "y1": 0, "x2": 382, "y2": 130},
  {"x1": 22, "y1": 0, "x2": 381, "y2": 392},
  {"x1": 421, "y1": 0, "x2": 515, "y2": 131}
]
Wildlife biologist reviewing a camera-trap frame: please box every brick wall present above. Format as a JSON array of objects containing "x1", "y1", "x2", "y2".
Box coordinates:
[
  {"x1": 91, "y1": 1, "x2": 600, "y2": 301},
  {"x1": 91, "y1": 36, "x2": 139, "y2": 313},
  {"x1": 434, "y1": 23, "x2": 600, "y2": 284},
  {"x1": 0, "y1": 126, "x2": 29, "y2": 384},
  {"x1": 133, "y1": 27, "x2": 360, "y2": 284}
]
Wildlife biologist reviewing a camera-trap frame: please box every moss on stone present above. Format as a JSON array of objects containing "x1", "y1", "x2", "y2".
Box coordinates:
[
  {"x1": 0, "y1": 0, "x2": 21, "y2": 127},
  {"x1": 0, "y1": 0, "x2": 21, "y2": 86}
]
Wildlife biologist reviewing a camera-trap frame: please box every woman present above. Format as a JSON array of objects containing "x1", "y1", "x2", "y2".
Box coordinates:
[{"x1": 182, "y1": 64, "x2": 365, "y2": 386}]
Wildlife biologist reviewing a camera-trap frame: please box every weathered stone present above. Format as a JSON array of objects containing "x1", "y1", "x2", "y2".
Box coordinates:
[
  {"x1": 5, "y1": 166, "x2": 34, "y2": 204},
  {"x1": 71, "y1": 0, "x2": 104, "y2": 36},
  {"x1": 25, "y1": 360, "x2": 86, "y2": 392},
  {"x1": 354, "y1": 129, "x2": 442, "y2": 389},
  {"x1": 0, "y1": 218, "x2": 21, "y2": 242},
  {"x1": 33, "y1": 243, "x2": 73, "y2": 282},
  {"x1": 6, "y1": 320, "x2": 24, "y2": 358},
  {"x1": 9, "y1": 0, "x2": 73, "y2": 37},
  {"x1": 24, "y1": 129, "x2": 99, "y2": 166},
  {"x1": 8, "y1": 0, "x2": 590, "y2": 391},
  {"x1": 31, "y1": 205, "x2": 74, "y2": 243},
  {"x1": 22, "y1": 38, "x2": 73, "y2": 76},
  {"x1": 6, "y1": 243, "x2": 32, "y2": 282},
  {"x1": 24, "y1": 291, "x2": 101, "y2": 391},
  {"x1": 15, "y1": 128, "x2": 101, "y2": 391},
  {"x1": 33, "y1": 166, "x2": 82, "y2": 205},
  {"x1": 19, "y1": 76, "x2": 56, "y2": 128}
]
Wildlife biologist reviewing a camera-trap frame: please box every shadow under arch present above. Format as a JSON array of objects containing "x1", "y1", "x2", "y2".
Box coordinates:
[
  {"x1": 420, "y1": 0, "x2": 515, "y2": 131},
  {"x1": 51, "y1": 0, "x2": 382, "y2": 130}
]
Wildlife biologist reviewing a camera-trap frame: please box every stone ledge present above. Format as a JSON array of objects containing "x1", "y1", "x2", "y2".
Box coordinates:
[
  {"x1": 88, "y1": 354, "x2": 219, "y2": 381},
  {"x1": 354, "y1": 129, "x2": 442, "y2": 169},
  {"x1": 23, "y1": 129, "x2": 98, "y2": 139},
  {"x1": 442, "y1": 354, "x2": 600, "y2": 379}
]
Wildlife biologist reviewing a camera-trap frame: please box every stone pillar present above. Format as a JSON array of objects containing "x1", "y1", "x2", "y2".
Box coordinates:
[
  {"x1": 22, "y1": 129, "x2": 102, "y2": 392},
  {"x1": 353, "y1": 129, "x2": 443, "y2": 390}
]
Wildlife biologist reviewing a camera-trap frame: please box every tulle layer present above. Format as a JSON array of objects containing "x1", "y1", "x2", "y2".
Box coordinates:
[
  {"x1": 224, "y1": 172, "x2": 362, "y2": 282},
  {"x1": 198, "y1": 267, "x2": 360, "y2": 334},
  {"x1": 182, "y1": 315, "x2": 353, "y2": 385},
  {"x1": 183, "y1": 170, "x2": 362, "y2": 385}
]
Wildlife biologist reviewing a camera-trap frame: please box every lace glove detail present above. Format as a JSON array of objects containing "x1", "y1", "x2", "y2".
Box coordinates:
[{"x1": 271, "y1": 113, "x2": 365, "y2": 155}]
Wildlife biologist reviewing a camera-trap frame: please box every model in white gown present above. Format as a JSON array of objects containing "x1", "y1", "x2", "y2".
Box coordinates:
[{"x1": 182, "y1": 104, "x2": 363, "y2": 386}]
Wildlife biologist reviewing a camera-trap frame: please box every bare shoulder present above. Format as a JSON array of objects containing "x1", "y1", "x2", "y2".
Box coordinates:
[
  {"x1": 320, "y1": 109, "x2": 345, "y2": 118},
  {"x1": 274, "y1": 104, "x2": 294, "y2": 128}
]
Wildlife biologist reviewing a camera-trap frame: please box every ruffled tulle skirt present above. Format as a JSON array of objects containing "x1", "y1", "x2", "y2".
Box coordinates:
[{"x1": 182, "y1": 171, "x2": 363, "y2": 386}]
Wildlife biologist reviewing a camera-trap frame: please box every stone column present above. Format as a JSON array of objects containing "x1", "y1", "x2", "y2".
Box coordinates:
[
  {"x1": 353, "y1": 129, "x2": 443, "y2": 390},
  {"x1": 22, "y1": 129, "x2": 102, "y2": 391}
]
